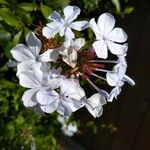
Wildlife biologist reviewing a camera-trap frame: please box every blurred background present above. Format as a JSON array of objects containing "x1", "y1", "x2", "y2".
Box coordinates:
[{"x1": 0, "y1": 0, "x2": 150, "y2": 149}]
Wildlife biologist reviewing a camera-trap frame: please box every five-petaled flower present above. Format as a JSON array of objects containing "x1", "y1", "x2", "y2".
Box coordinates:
[{"x1": 42, "y1": 6, "x2": 89, "y2": 40}]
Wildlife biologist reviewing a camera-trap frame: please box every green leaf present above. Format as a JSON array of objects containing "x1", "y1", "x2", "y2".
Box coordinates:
[
  {"x1": 17, "y1": 2, "x2": 37, "y2": 12},
  {"x1": 112, "y1": 0, "x2": 121, "y2": 13},
  {"x1": 12, "y1": 30, "x2": 23, "y2": 46},
  {"x1": 40, "y1": 4, "x2": 52, "y2": 19},
  {"x1": 0, "y1": 30, "x2": 11, "y2": 46},
  {"x1": 0, "y1": 8, "x2": 20, "y2": 26},
  {"x1": 0, "y1": 0, "x2": 9, "y2": 5},
  {"x1": 4, "y1": 42, "x2": 13, "y2": 58},
  {"x1": 124, "y1": 7, "x2": 134, "y2": 14}
]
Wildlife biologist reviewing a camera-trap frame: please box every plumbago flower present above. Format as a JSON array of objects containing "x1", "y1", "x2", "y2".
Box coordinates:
[
  {"x1": 89, "y1": 13, "x2": 127, "y2": 59},
  {"x1": 42, "y1": 5, "x2": 89, "y2": 40},
  {"x1": 10, "y1": 32, "x2": 58, "y2": 76},
  {"x1": 59, "y1": 38, "x2": 85, "y2": 68},
  {"x1": 9, "y1": 5, "x2": 135, "y2": 119}
]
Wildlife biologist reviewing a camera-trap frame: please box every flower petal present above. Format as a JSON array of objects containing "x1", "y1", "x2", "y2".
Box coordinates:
[
  {"x1": 89, "y1": 18, "x2": 102, "y2": 40},
  {"x1": 92, "y1": 40, "x2": 108, "y2": 59},
  {"x1": 107, "y1": 41, "x2": 127, "y2": 55},
  {"x1": 36, "y1": 89, "x2": 58, "y2": 105},
  {"x1": 107, "y1": 86, "x2": 121, "y2": 102},
  {"x1": 62, "y1": 49, "x2": 77, "y2": 68},
  {"x1": 22, "y1": 89, "x2": 38, "y2": 107},
  {"x1": 71, "y1": 38, "x2": 85, "y2": 50},
  {"x1": 26, "y1": 32, "x2": 41, "y2": 55},
  {"x1": 48, "y1": 11, "x2": 62, "y2": 22},
  {"x1": 98, "y1": 13, "x2": 115, "y2": 36},
  {"x1": 106, "y1": 72, "x2": 119, "y2": 86},
  {"x1": 85, "y1": 93, "x2": 106, "y2": 118},
  {"x1": 11, "y1": 44, "x2": 35, "y2": 62},
  {"x1": 39, "y1": 49, "x2": 59, "y2": 62},
  {"x1": 108, "y1": 28, "x2": 127, "y2": 43},
  {"x1": 19, "y1": 70, "x2": 41, "y2": 88},
  {"x1": 63, "y1": 6, "x2": 80, "y2": 23},
  {"x1": 123, "y1": 75, "x2": 135, "y2": 86},
  {"x1": 42, "y1": 22, "x2": 61, "y2": 39},
  {"x1": 60, "y1": 79, "x2": 85, "y2": 101},
  {"x1": 70, "y1": 21, "x2": 89, "y2": 31},
  {"x1": 17, "y1": 60, "x2": 35, "y2": 76},
  {"x1": 65, "y1": 27, "x2": 75, "y2": 40}
]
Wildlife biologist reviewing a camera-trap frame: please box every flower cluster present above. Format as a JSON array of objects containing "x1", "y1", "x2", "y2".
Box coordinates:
[{"x1": 9, "y1": 6, "x2": 135, "y2": 118}]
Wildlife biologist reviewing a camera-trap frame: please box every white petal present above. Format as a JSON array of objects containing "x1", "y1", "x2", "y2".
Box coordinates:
[
  {"x1": 63, "y1": 6, "x2": 80, "y2": 23},
  {"x1": 106, "y1": 72, "x2": 119, "y2": 86},
  {"x1": 71, "y1": 38, "x2": 85, "y2": 50},
  {"x1": 16, "y1": 60, "x2": 35, "y2": 76},
  {"x1": 85, "y1": 93, "x2": 106, "y2": 118},
  {"x1": 60, "y1": 79, "x2": 85, "y2": 101},
  {"x1": 92, "y1": 40, "x2": 108, "y2": 59},
  {"x1": 123, "y1": 75, "x2": 135, "y2": 86},
  {"x1": 107, "y1": 41, "x2": 127, "y2": 55},
  {"x1": 108, "y1": 28, "x2": 127, "y2": 43},
  {"x1": 22, "y1": 89, "x2": 38, "y2": 107},
  {"x1": 36, "y1": 89, "x2": 58, "y2": 105},
  {"x1": 98, "y1": 13, "x2": 115, "y2": 36},
  {"x1": 70, "y1": 21, "x2": 89, "y2": 31},
  {"x1": 39, "y1": 49, "x2": 59, "y2": 62},
  {"x1": 107, "y1": 86, "x2": 121, "y2": 102},
  {"x1": 19, "y1": 70, "x2": 41, "y2": 88},
  {"x1": 65, "y1": 27, "x2": 75, "y2": 40},
  {"x1": 62, "y1": 49, "x2": 77, "y2": 68},
  {"x1": 11, "y1": 44, "x2": 35, "y2": 62},
  {"x1": 42, "y1": 22, "x2": 61, "y2": 39},
  {"x1": 48, "y1": 11, "x2": 62, "y2": 22},
  {"x1": 40, "y1": 104, "x2": 58, "y2": 113},
  {"x1": 26, "y1": 32, "x2": 41, "y2": 55},
  {"x1": 89, "y1": 18, "x2": 102, "y2": 40}
]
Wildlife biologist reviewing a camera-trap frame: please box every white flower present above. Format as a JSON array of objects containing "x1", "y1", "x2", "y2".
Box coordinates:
[
  {"x1": 36, "y1": 78, "x2": 85, "y2": 116},
  {"x1": 20, "y1": 63, "x2": 63, "y2": 107},
  {"x1": 57, "y1": 115, "x2": 78, "y2": 137},
  {"x1": 42, "y1": 6, "x2": 89, "y2": 40},
  {"x1": 59, "y1": 38, "x2": 85, "y2": 68},
  {"x1": 89, "y1": 13, "x2": 127, "y2": 59},
  {"x1": 85, "y1": 93, "x2": 107, "y2": 118},
  {"x1": 61, "y1": 123, "x2": 78, "y2": 137},
  {"x1": 11, "y1": 32, "x2": 59, "y2": 76},
  {"x1": 106, "y1": 56, "x2": 135, "y2": 102}
]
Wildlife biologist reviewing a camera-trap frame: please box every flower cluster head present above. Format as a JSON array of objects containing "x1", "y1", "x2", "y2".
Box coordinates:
[{"x1": 9, "y1": 6, "x2": 135, "y2": 118}]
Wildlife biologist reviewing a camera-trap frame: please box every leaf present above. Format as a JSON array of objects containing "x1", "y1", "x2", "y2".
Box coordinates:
[
  {"x1": 124, "y1": 7, "x2": 134, "y2": 14},
  {"x1": 17, "y1": 2, "x2": 37, "y2": 12},
  {"x1": 12, "y1": 30, "x2": 23, "y2": 46},
  {"x1": 0, "y1": 0, "x2": 9, "y2": 5},
  {"x1": 0, "y1": 30, "x2": 11, "y2": 46},
  {"x1": 4, "y1": 42, "x2": 13, "y2": 58},
  {"x1": 0, "y1": 8, "x2": 20, "y2": 26},
  {"x1": 40, "y1": 4, "x2": 52, "y2": 19},
  {"x1": 112, "y1": 0, "x2": 121, "y2": 13}
]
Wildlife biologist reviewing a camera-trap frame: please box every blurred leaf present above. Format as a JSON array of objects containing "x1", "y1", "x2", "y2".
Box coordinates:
[
  {"x1": 0, "y1": 30, "x2": 11, "y2": 46},
  {"x1": 0, "y1": 0, "x2": 9, "y2": 5},
  {"x1": 24, "y1": 27, "x2": 31, "y2": 36},
  {"x1": 4, "y1": 42, "x2": 13, "y2": 58},
  {"x1": 17, "y1": 2, "x2": 37, "y2": 12},
  {"x1": 124, "y1": 6, "x2": 134, "y2": 14},
  {"x1": 112, "y1": 0, "x2": 121, "y2": 12},
  {"x1": 0, "y1": 8, "x2": 20, "y2": 26},
  {"x1": 12, "y1": 30, "x2": 23, "y2": 46},
  {"x1": 40, "y1": 4, "x2": 52, "y2": 19}
]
